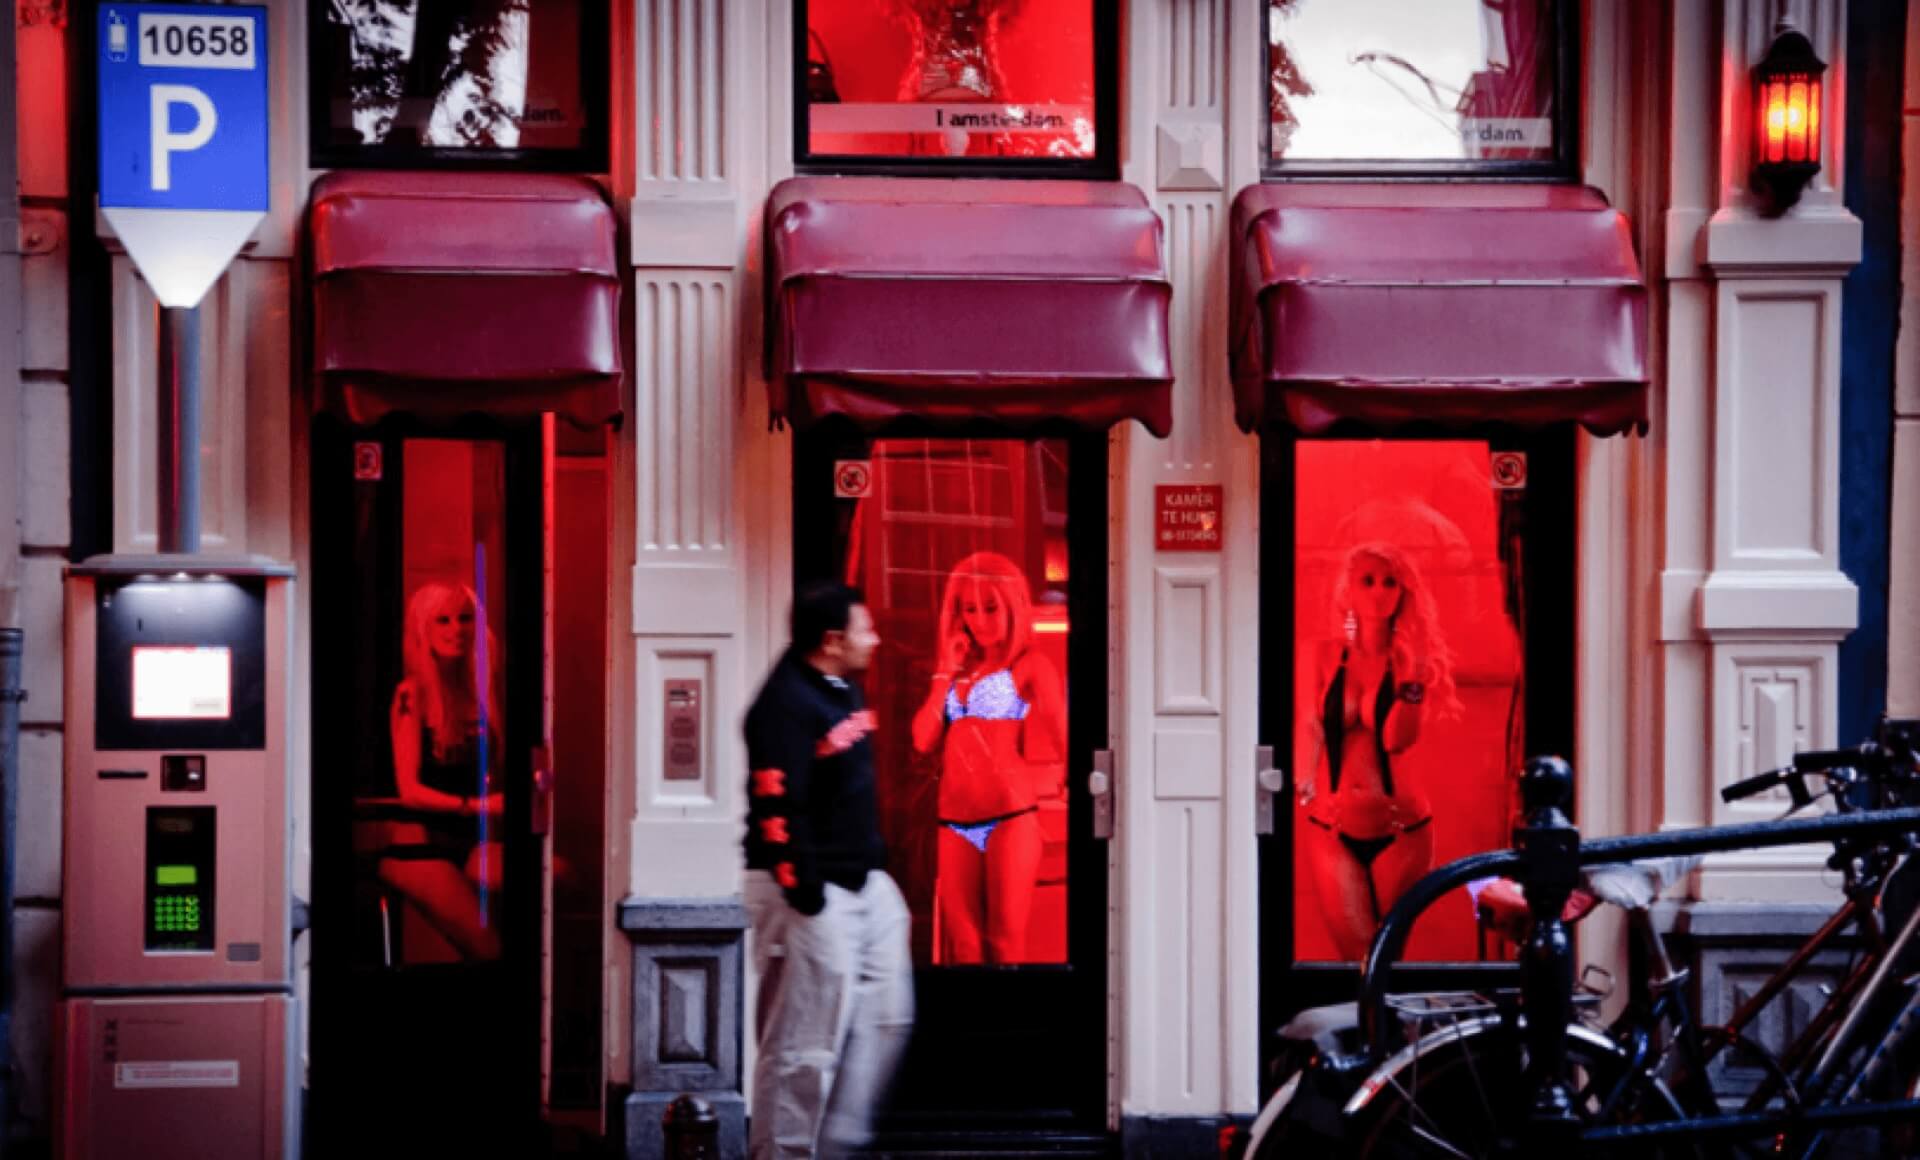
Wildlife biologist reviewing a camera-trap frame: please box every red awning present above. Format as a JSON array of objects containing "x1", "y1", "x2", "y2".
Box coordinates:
[
  {"x1": 767, "y1": 177, "x2": 1173, "y2": 436},
  {"x1": 1230, "y1": 184, "x2": 1648, "y2": 436},
  {"x1": 309, "y1": 171, "x2": 622, "y2": 427}
]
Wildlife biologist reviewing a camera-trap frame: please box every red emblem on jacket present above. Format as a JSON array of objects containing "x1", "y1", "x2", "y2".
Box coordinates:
[{"x1": 815, "y1": 709, "x2": 876, "y2": 757}]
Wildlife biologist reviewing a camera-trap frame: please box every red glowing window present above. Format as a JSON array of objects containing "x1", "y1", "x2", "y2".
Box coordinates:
[
  {"x1": 1291, "y1": 440, "x2": 1559, "y2": 964},
  {"x1": 1267, "y1": 0, "x2": 1569, "y2": 173},
  {"x1": 800, "y1": 1, "x2": 1112, "y2": 171},
  {"x1": 834, "y1": 439, "x2": 1072, "y2": 967}
]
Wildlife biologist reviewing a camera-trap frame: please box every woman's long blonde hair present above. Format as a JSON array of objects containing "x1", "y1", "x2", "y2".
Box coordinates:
[
  {"x1": 1330, "y1": 541, "x2": 1461, "y2": 718},
  {"x1": 936, "y1": 550, "x2": 1035, "y2": 674},
  {"x1": 402, "y1": 580, "x2": 502, "y2": 760}
]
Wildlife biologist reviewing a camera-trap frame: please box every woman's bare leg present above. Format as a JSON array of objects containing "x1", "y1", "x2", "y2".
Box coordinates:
[
  {"x1": 379, "y1": 821, "x2": 501, "y2": 961},
  {"x1": 983, "y1": 810, "x2": 1044, "y2": 964},
  {"x1": 379, "y1": 858, "x2": 501, "y2": 961},
  {"x1": 935, "y1": 826, "x2": 987, "y2": 964},
  {"x1": 1301, "y1": 820, "x2": 1382, "y2": 962},
  {"x1": 1369, "y1": 824, "x2": 1435, "y2": 927}
]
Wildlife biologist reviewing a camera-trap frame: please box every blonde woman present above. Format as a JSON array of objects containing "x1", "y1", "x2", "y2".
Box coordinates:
[
  {"x1": 1298, "y1": 542, "x2": 1461, "y2": 961},
  {"x1": 382, "y1": 580, "x2": 506, "y2": 961},
  {"x1": 911, "y1": 551, "x2": 1065, "y2": 964}
]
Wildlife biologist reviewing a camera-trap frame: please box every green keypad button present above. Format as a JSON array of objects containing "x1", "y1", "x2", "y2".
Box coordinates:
[{"x1": 153, "y1": 894, "x2": 203, "y2": 934}]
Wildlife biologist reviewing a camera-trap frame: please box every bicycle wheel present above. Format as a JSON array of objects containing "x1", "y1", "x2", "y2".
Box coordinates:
[{"x1": 1343, "y1": 1017, "x2": 1702, "y2": 1160}]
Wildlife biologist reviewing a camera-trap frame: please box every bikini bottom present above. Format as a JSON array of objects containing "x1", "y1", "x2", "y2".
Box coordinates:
[
  {"x1": 1314, "y1": 814, "x2": 1433, "y2": 871},
  {"x1": 1305, "y1": 812, "x2": 1434, "y2": 919},
  {"x1": 941, "y1": 805, "x2": 1039, "y2": 854}
]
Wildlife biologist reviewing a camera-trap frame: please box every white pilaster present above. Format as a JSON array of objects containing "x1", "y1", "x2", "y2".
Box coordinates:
[
  {"x1": 1681, "y1": 0, "x2": 1861, "y2": 897},
  {"x1": 622, "y1": 0, "x2": 760, "y2": 903},
  {"x1": 1115, "y1": 0, "x2": 1258, "y2": 1123}
]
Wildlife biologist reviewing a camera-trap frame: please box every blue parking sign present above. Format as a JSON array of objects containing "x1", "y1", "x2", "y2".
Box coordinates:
[
  {"x1": 98, "y1": 3, "x2": 268, "y2": 211},
  {"x1": 97, "y1": 4, "x2": 267, "y2": 306}
]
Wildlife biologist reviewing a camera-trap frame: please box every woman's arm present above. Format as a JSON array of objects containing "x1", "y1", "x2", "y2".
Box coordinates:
[
  {"x1": 1297, "y1": 643, "x2": 1333, "y2": 804},
  {"x1": 1382, "y1": 657, "x2": 1429, "y2": 754},
  {"x1": 1015, "y1": 654, "x2": 1067, "y2": 761},
  {"x1": 388, "y1": 681, "x2": 468, "y2": 812},
  {"x1": 912, "y1": 632, "x2": 971, "y2": 754},
  {"x1": 911, "y1": 673, "x2": 955, "y2": 754}
]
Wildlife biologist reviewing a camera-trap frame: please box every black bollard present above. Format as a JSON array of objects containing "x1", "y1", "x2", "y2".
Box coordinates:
[
  {"x1": 1515, "y1": 755, "x2": 1581, "y2": 1157},
  {"x1": 663, "y1": 1093, "x2": 721, "y2": 1160}
]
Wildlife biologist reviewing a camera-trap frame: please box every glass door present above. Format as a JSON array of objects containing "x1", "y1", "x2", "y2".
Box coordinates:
[
  {"x1": 795, "y1": 433, "x2": 1109, "y2": 1133},
  {"x1": 309, "y1": 422, "x2": 548, "y2": 1155},
  {"x1": 1256, "y1": 432, "x2": 1576, "y2": 1080}
]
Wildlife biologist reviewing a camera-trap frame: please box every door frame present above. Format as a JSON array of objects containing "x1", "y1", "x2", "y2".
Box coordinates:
[
  {"x1": 1254, "y1": 426, "x2": 1579, "y2": 1088},
  {"x1": 306, "y1": 415, "x2": 549, "y2": 1147},
  {"x1": 791, "y1": 427, "x2": 1112, "y2": 1132}
]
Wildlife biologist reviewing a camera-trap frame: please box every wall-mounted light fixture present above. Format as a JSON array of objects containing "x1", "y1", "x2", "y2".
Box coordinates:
[{"x1": 1750, "y1": 16, "x2": 1825, "y2": 213}]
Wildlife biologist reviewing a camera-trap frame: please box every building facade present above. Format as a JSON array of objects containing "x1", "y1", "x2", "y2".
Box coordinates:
[{"x1": 1, "y1": 0, "x2": 1913, "y2": 1155}]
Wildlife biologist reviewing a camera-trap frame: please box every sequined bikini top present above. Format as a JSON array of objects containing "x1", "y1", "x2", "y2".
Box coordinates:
[{"x1": 944, "y1": 668, "x2": 1030, "y2": 722}]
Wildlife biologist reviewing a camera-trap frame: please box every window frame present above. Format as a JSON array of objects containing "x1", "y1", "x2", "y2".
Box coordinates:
[
  {"x1": 307, "y1": 2, "x2": 611, "y2": 173},
  {"x1": 1260, "y1": 0, "x2": 1582, "y2": 181},
  {"x1": 793, "y1": 0, "x2": 1121, "y2": 181}
]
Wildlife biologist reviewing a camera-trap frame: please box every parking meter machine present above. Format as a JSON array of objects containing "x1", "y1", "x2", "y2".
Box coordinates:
[{"x1": 56, "y1": 556, "x2": 298, "y2": 1160}]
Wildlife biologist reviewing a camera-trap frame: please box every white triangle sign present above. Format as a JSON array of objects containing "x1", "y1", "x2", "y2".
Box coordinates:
[{"x1": 103, "y1": 207, "x2": 263, "y2": 308}]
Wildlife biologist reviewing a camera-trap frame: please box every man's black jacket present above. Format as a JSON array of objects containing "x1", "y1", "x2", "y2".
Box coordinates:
[{"x1": 742, "y1": 649, "x2": 886, "y2": 915}]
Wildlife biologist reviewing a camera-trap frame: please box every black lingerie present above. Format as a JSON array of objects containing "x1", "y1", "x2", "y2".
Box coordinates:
[
  {"x1": 1322, "y1": 648, "x2": 1398, "y2": 797},
  {"x1": 1315, "y1": 649, "x2": 1432, "y2": 919}
]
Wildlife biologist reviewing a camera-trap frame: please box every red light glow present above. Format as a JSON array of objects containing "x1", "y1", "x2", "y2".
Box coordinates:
[{"x1": 1757, "y1": 74, "x2": 1819, "y2": 165}]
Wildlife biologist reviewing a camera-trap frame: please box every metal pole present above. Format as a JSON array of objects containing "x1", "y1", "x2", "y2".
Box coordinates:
[
  {"x1": 156, "y1": 304, "x2": 202, "y2": 554},
  {"x1": 1516, "y1": 755, "x2": 1581, "y2": 1157},
  {"x1": 0, "y1": 628, "x2": 26, "y2": 1154}
]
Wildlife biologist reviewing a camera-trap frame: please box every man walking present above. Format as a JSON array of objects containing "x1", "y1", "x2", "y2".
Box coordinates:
[{"x1": 743, "y1": 582, "x2": 914, "y2": 1158}]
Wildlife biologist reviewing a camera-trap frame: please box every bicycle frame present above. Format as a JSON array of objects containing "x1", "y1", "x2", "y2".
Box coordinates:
[{"x1": 1356, "y1": 801, "x2": 1920, "y2": 1153}]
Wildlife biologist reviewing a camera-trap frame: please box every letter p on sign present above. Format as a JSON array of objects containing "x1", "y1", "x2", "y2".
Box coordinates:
[{"x1": 150, "y1": 84, "x2": 216, "y2": 191}]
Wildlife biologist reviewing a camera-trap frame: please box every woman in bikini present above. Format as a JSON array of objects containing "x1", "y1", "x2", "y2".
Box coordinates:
[
  {"x1": 380, "y1": 580, "x2": 508, "y2": 961},
  {"x1": 911, "y1": 551, "x2": 1066, "y2": 964},
  {"x1": 1298, "y1": 541, "x2": 1460, "y2": 961}
]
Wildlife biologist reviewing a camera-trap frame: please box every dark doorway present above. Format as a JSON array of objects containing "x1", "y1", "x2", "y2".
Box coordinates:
[
  {"x1": 792, "y1": 431, "x2": 1111, "y2": 1144},
  {"x1": 308, "y1": 418, "x2": 581, "y2": 1155}
]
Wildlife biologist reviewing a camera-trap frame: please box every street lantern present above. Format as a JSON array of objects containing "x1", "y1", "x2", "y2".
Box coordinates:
[{"x1": 1750, "y1": 19, "x2": 1825, "y2": 212}]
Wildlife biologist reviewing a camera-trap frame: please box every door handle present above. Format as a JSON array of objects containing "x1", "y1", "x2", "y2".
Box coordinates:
[
  {"x1": 1089, "y1": 749, "x2": 1114, "y2": 840},
  {"x1": 531, "y1": 745, "x2": 554, "y2": 836},
  {"x1": 1255, "y1": 745, "x2": 1288, "y2": 836}
]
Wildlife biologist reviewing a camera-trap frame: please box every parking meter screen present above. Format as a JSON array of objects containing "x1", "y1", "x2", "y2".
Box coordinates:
[{"x1": 132, "y1": 645, "x2": 233, "y2": 720}]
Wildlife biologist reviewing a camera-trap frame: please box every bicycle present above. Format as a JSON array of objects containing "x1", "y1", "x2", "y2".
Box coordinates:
[{"x1": 1236, "y1": 719, "x2": 1920, "y2": 1159}]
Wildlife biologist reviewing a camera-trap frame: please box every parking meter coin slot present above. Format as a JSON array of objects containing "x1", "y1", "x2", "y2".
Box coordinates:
[{"x1": 161, "y1": 753, "x2": 207, "y2": 791}]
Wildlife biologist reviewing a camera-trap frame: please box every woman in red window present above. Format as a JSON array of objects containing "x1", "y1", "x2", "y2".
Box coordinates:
[
  {"x1": 1298, "y1": 542, "x2": 1461, "y2": 961},
  {"x1": 378, "y1": 580, "x2": 507, "y2": 961},
  {"x1": 911, "y1": 551, "x2": 1066, "y2": 964}
]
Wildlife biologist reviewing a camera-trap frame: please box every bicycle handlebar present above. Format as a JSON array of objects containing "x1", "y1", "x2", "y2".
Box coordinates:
[{"x1": 1720, "y1": 766, "x2": 1793, "y2": 803}]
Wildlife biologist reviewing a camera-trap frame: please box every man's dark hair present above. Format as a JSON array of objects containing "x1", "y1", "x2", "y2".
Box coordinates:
[{"x1": 790, "y1": 581, "x2": 865, "y2": 654}]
